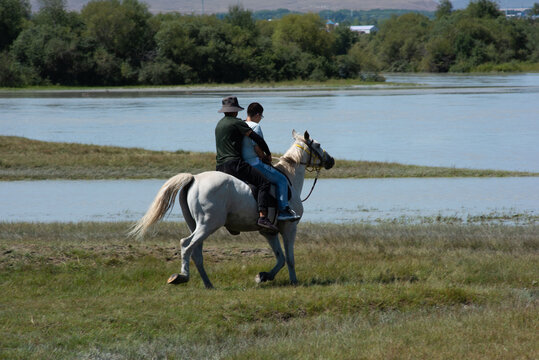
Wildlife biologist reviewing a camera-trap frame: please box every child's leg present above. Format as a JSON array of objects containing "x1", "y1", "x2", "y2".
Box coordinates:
[{"x1": 254, "y1": 163, "x2": 289, "y2": 211}]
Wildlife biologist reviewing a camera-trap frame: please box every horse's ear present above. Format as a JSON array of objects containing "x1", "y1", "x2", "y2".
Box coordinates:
[
  {"x1": 292, "y1": 129, "x2": 298, "y2": 139},
  {"x1": 304, "y1": 131, "x2": 310, "y2": 140}
]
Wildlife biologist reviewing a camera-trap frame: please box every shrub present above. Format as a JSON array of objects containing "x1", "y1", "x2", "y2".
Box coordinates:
[
  {"x1": 0, "y1": 51, "x2": 38, "y2": 87},
  {"x1": 138, "y1": 59, "x2": 195, "y2": 85}
]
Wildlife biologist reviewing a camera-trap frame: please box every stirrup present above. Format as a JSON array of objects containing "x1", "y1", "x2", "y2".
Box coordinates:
[{"x1": 277, "y1": 208, "x2": 300, "y2": 221}]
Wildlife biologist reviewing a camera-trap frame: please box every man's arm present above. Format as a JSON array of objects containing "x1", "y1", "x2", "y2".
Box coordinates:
[
  {"x1": 253, "y1": 145, "x2": 271, "y2": 164},
  {"x1": 253, "y1": 145, "x2": 265, "y2": 158},
  {"x1": 247, "y1": 130, "x2": 271, "y2": 158}
]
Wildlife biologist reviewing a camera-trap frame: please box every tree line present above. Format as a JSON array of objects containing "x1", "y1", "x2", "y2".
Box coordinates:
[{"x1": 0, "y1": 0, "x2": 538, "y2": 87}]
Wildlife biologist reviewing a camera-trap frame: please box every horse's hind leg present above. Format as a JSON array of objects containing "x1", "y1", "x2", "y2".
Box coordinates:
[
  {"x1": 167, "y1": 232, "x2": 195, "y2": 285},
  {"x1": 192, "y1": 243, "x2": 213, "y2": 289},
  {"x1": 168, "y1": 225, "x2": 215, "y2": 286},
  {"x1": 256, "y1": 233, "x2": 285, "y2": 284}
]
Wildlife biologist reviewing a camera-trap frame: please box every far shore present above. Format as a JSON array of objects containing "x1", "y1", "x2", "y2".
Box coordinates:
[
  {"x1": 1, "y1": 136, "x2": 537, "y2": 181},
  {"x1": 0, "y1": 80, "x2": 398, "y2": 96},
  {"x1": 1, "y1": 71, "x2": 536, "y2": 96}
]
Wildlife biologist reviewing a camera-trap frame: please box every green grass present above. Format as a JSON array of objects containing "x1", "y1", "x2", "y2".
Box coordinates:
[
  {"x1": 0, "y1": 78, "x2": 386, "y2": 92},
  {"x1": 470, "y1": 61, "x2": 539, "y2": 73},
  {"x1": 0, "y1": 222, "x2": 537, "y2": 359},
  {"x1": 2, "y1": 136, "x2": 536, "y2": 180}
]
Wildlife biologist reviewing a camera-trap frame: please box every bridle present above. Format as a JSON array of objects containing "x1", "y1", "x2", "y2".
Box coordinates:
[{"x1": 295, "y1": 139, "x2": 326, "y2": 202}]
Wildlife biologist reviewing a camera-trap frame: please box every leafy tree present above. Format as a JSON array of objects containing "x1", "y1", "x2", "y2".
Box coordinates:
[
  {"x1": 436, "y1": 0, "x2": 453, "y2": 19},
  {"x1": 256, "y1": 18, "x2": 276, "y2": 38},
  {"x1": 154, "y1": 17, "x2": 196, "y2": 66},
  {"x1": 0, "y1": 50, "x2": 36, "y2": 86},
  {"x1": 347, "y1": 38, "x2": 380, "y2": 72},
  {"x1": 92, "y1": 46, "x2": 122, "y2": 84},
  {"x1": 81, "y1": 0, "x2": 154, "y2": 65},
  {"x1": 12, "y1": 24, "x2": 95, "y2": 84},
  {"x1": 225, "y1": 5, "x2": 255, "y2": 32},
  {"x1": 332, "y1": 24, "x2": 358, "y2": 55},
  {"x1": 450, "y1": 18, "x2": 497, "y2": 71},
  {"x1": 272, "y1": 13, "x2": 334, "y2": 58},
  {"x1": 466, "y1": 0, "x2": 502, "y2": 19},
  {"x1": 421, "y1": 36, "x2": 455, "y2": 72},
  {"x1": 34, "y1": 0, "x2": 69, "y2": 26},
  {"x1": 0, "y1": 0, "x2": 30, "y2": 51},
  {"x1": 532, "y1": 3, "x2": 539, "y2": 15},
  {"x1": 155, "y1": 14, "x2": 259, "y2": 83},
  {"x1": 138, "y1": 58, "x2": 193, "y2": 85},
  {"x1": 374, "y1": 13, "x2": 431, "y2": 71},
  {"x1": 8, "y1": 0, "x2": 98, "y2": 85},
  {"x1": 2, "y1": 0, "x2": 538, "y2": 86}
]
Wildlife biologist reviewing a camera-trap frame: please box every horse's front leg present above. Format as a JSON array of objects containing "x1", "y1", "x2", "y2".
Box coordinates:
[
  {"x1": 281, "y1": 224, "x2": 298, "y2": 285},
  {"x1": 256, "y1": 233, "x2": 285, "y2": 284}
]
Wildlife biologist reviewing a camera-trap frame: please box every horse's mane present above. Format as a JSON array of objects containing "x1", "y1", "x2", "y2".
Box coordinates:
[{"x1": 274, "y1": 137, "x2": 304, "y2": 176}]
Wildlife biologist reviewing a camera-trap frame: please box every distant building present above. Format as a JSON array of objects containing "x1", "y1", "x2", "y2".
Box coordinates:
[
  {"x1": 501, "y1": 8, "x2": 532, "y2": 18},
  {"x1": 326, "y1": 20, "x2": 337, "y2": 31},
  {"x1": 350, "y1": 25, "x2": 378, "y2": 34}
]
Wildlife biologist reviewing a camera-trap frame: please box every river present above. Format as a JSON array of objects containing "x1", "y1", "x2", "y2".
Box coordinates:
[
  {"x1": 1, "y1": 73, "x2": 538, "y2": 223},
  {"x1": 0, "y1": 178, "x2": 537, "y2": 224},
  {"x1": 1, "y1": 73, "x2": 538, "y2": 171}
]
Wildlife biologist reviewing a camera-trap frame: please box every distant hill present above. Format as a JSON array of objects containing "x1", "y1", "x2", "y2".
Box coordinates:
[
  {"x1": 30, "y1": 0, "x2": 439, "y2": 14},
  {"x1": 30, "y1": 0, "x2": 537, "y2": 15}
]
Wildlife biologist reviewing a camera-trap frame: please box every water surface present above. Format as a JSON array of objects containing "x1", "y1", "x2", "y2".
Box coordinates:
[
  {"x1": 1, "y1": 178, "x2": 536, "y2": 224},
  {"x1": 1, "y1": 73, "x2": 538, "y2": 171}
]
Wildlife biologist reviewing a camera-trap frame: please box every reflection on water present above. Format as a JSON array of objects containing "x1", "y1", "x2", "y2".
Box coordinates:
[
  {"x1": 1, "y1": 74, "x2": 538, "y2": 172},
  {"x1": 1, "y1": 178, "x2": 537, "y2": 224}
]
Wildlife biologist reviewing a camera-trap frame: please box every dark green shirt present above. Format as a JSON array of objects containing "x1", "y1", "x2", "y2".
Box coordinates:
[{"x1": 215, "y1": 115, "x2": 252, "y2": 166}]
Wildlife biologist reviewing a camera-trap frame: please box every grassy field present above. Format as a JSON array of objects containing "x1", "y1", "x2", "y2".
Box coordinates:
[
  {"x1": 2, "y1": 136, "x2": 536, "y2": 180},
  {"x1": 0, "y1": 221, "x2": 537, "y2": 359}
]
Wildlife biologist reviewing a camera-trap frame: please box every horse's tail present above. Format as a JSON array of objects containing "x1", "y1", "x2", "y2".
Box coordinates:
[{"x1": 129, "y1": 173, "x2": 195, "y2": 239}]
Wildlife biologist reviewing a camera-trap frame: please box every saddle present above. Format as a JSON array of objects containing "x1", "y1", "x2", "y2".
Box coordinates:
[
  {"x1": 248, "y1": 182, "x2": 292, "y2": 210},
  {"x1": 226, "y1": 177, "x2": 292, "y2": 236}
]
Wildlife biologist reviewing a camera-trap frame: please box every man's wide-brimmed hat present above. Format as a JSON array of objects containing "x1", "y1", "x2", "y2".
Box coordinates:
[{"x1": 218, "y1": 96, "x2": 244, "y2": 113}]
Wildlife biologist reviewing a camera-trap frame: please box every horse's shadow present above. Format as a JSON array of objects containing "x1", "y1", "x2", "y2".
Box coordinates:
[{"x1": 260, "y1": 277, "x2": 342, "y2": 288}]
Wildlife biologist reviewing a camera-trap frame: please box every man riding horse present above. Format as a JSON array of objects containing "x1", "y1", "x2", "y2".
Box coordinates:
[
  {"x1": 132, "y1": 115, "x2": 335, "y2": 287},
  {"x1": 214, "y1": 96, "x2": 279, "y2": 232}
]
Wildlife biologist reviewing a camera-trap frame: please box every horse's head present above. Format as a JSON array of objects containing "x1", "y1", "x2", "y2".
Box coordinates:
[{"x1": 292, "y1": 130, "x2": 335, "y2": 170}]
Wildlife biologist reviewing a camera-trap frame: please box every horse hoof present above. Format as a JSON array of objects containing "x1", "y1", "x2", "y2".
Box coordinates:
[
  {"x1": 255, "y1": 272, "x2": 273, "y2": 284},
  {"x1": 167, "y1": 273, "x2": 189, "y2": 285}
]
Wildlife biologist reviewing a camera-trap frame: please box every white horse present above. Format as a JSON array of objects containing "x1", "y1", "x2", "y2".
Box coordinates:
[{"x1": 130, "y1": 130, "x2": 335, "y2": 288}]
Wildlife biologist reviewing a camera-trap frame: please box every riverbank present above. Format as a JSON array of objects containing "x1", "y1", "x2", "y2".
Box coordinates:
[
  {"x1": 0, "y1": 221, "x2": 536, "y2": 359},
  {"x1": 2, "y1": 68, "x2": 538, "y2": 94},
  {"x1": 470, "y1": 61, "x2": 539, "y2": 73},
  {"x1": 1, "y1": 136, "x2": 536, "y2": 180},
  {"x1": 0, "y1": 78, "x2": 390, "y2": 94}
]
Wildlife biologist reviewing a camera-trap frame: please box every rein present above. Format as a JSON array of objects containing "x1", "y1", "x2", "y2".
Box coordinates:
[
  {"x1": 301, "y1": 169, "x2": 320, "y2": 202},
  {"x1": 295, "y1": 142, "x2": 323, "y2": 202}
]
